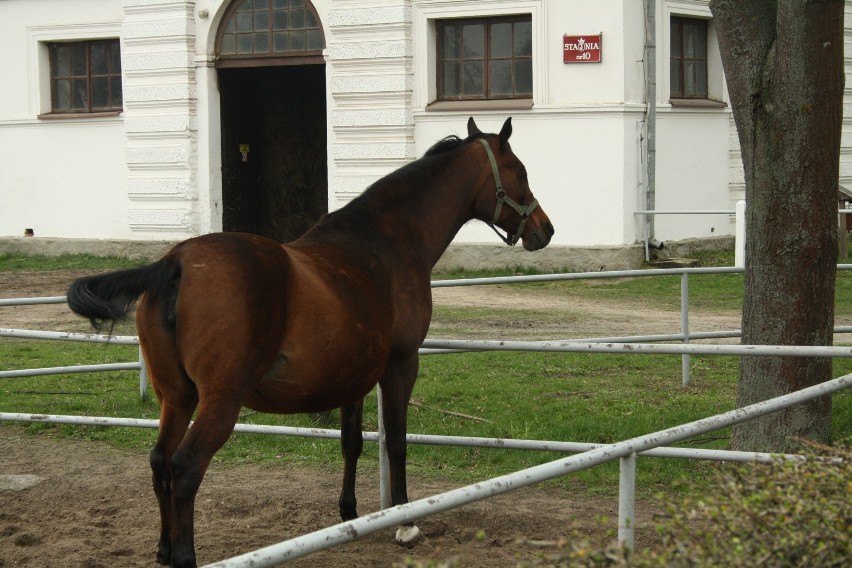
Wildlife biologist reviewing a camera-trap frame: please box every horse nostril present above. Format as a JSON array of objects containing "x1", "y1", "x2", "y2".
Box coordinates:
[{"x1": 545, "y1": 222, "x2": 555, "y2": 237}]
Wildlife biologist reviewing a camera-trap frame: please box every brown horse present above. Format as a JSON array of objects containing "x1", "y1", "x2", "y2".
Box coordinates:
[{"x1": 67, "y1": 117, "x2": 553, "y2": 567}]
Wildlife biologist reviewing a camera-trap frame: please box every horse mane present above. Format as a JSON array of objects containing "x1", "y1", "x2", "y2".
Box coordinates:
[
  {"x1": 423, "y1": 132, "x2": 486, "y2": 157},
  {"x1": 309, "y1": 130, "x2": 489, "y2": 236}
]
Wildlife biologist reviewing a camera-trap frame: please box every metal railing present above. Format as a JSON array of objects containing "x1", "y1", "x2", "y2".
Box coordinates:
[
  {"x1": 430, "y1": 264, "x2": 852, "y2": 387},
  {"x1": 3, "y1": 266, "x2": 851, "y2": 563},
  {"x1": 0, "y1": 295, "x2": 148, "y2": 396},
  {"x1": 4, "y1": 264, "x2": 852, "y2": 394},
  {"x1": 201, "y1": 374, "x2": 850, "y2": 567}
]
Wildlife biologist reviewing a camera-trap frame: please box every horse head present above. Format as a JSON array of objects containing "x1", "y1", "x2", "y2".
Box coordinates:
[{"x1": 468, "y1": 117, "x2": 554, "y2": 251}]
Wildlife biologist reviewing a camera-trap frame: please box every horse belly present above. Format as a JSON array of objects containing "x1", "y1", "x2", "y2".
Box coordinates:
[{"x1": 244, "y1": 351, "x2": 384, "y2": 414}]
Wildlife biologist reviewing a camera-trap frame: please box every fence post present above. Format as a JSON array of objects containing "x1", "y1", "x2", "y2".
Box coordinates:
[
  {"x1": 618, "y1": 451, "x2": 637, "y2": 552},
  {"x1": 735, "y1": 200, "x2": 746, "y2": 267},
  {"x1": 139, "y1": 346, "x2": 149, "y2": 402},
  {"x1": 376, "y1": 385, "x2": 391, "y2": 509},
  {"x1": 681, "y1": 272, "x2": 690, "y2": 387}
]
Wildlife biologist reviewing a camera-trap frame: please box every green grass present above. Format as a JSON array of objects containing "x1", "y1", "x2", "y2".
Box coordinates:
[
  {"x1": 408, "y1": 351, "x2": 744, "y2": 494},
  {"x1": 0, "y1": 253, "x2": 146, "y2": 271},
  {"x1": 2, "y1": 342, "x2": 849, "y2": 496},
  {"x1": 0, "y1": 339, "x2": 746, "y2": 495},
  {"x1": 508, "y1": 271, "x2": 746, "y2": 312},
  {"x1": 1, "y1": 251, "x2": 851, "y2": 498}
]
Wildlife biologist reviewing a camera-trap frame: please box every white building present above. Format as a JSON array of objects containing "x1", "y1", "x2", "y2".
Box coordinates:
[{"x1": 1, "y1": 1, "x2": 849, "y2": 266}]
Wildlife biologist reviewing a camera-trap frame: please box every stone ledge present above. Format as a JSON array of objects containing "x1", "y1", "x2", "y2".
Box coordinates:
[
  {"x1": 0, "y1": 238, "x2": 176, "y2": 260},
  {"x1": 435, "y1": 243, "x2": 645, "y2": 273},
  {"x1": 0, "y1": 236, "x2": 735, "y2": 272}
]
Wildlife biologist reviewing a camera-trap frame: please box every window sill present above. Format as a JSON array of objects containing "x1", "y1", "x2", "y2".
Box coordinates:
[
  {"x1": 38, "y1": 111, "x2": 122, "y2": 120},
  {"x1": 426, "y1": 99, "x2": 534, "y2": 112},
  {"x1": 668, "y1": 98, "x2": 727, "y2": 109}
]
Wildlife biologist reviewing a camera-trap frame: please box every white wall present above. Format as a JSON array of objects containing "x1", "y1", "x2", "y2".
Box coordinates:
[
  {"x1": 0, "y1": 0, "x2": 131, "y2": 239},
  {"x1": 543, "y1": 0, "x2": 628, "y2": 106},
  {"x1": 0, "y1": 120, "x2": 130, "y2": 239},
  {"x1": 0, "y1": 0, "x2": 744, "y2": 248},
  {"x1": 654, "y1": 110, "x2": 733, "y2": 241},
  {"x1": 411, "y1": 0, "x2": 733, "y2": 247},
  {"x1": 414, "y1": 112, "x2": 636, "y2": 247}
]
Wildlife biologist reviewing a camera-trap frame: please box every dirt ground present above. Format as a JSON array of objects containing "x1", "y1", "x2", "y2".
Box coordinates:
[
  {"x1": 0, "y1": 269, "x2": 741, "y2": 567},
  {"x1": 1, "y1": 428, "x2": 648, "y2": 568}
]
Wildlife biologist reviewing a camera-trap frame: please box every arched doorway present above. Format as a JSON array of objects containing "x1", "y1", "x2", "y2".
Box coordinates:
[{"x1": 215, "y1": 0, "x2": 327, "y2": 243}]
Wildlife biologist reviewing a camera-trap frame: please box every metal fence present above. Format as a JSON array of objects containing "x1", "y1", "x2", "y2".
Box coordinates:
[
  {"x1": 429, "y1": 264, "x2": 852, "y2": 386},
  {"x1": 200, "y1": 374, "x2": 850, "y2": 567},
  {"x1": 4, "y1": 265, "x2": 852, "y2": 389},
  {"x1": 0, "y1": 295, "x2": 149, "y2": 398},
  {"x1": 2, "y1": 267, "x2": 851, "y2": 564},
  {"x1": 1, "y1": 368, "x2": 849, "y2": 565}
]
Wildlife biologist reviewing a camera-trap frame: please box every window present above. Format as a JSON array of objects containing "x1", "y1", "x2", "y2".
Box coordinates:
[
  {"x1": 48, "y1": 40, "x2": 123, "y2": 114},
  {"x1": 217, "y1": 0, "x2": 325, "y2": 66},
  {"x1": 437, "y1": 16, "x2": 532, "y2": 101},
  {"x1": 670, "y1": 17, "x2": 708, "y2": 99}
]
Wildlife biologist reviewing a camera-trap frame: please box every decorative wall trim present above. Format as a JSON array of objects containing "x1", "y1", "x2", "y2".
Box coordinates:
[
  {"x1": 122, "y1": 0, "x2": 198, "y2": 235},
  {"x1": 326, "y1": 0, "x2": 414, "y2": 210}
]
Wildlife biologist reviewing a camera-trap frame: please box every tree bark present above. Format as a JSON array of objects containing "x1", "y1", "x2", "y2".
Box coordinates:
[{"x1": 710, "y1": 0, "x2": 844, "y2": 452}]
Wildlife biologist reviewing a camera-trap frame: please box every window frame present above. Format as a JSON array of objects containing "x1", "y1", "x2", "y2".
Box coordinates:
[
  {"x1": 435, "y1": 15, "x2": 533, "y2": 102},
  {"x1": 669, "y1": 16, "x2": 709, "y2": 100},
  {"x1": 215, "y1": 0, "x2": 326, "y2": 69},
  {"x1": 47, "y1": 39, "x2": 123, "y2": 115}
]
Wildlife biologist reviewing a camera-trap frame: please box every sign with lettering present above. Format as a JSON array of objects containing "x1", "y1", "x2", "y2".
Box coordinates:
[{"x1": 563, "y1": 34, "x2": 602, "y2": 63}]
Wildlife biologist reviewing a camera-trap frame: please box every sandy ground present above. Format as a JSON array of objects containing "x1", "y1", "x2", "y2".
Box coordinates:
[
  {"x1": 0, "y1": 268, "x2": 737, "y2": 567},
  {"x1": 1, "y1": 427, "x2": 654, "y2": 568}
]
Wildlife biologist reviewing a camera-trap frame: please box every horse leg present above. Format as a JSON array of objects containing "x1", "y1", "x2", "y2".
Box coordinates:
[
  {"x1": 151, "y1": 398, "x2": 197, "y2": 564},
  {"x1": 379, "y1": 355, "x2": 421, "y2": 544},
  {"x1": 140, "y1": 336, "x2": 199, "y2": 566},
  {"x1": 167, "y1": 399, "x2": 244, "y2": 568},
  {"x1": 338, "y1": 399, "x2": 364, "y2": 520}
]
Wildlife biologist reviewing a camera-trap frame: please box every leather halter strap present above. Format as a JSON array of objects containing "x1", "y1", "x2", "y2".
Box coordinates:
[{"x1": 477, "y1": 138, "x2": 539, "y2": 246}]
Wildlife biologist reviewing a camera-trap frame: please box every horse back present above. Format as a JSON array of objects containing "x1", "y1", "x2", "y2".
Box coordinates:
[
  {"x1": 137, "y1": 231, "x2": 431, "y2": 413},
  {"x1": 283, "y1": 237, "x2": 433, "y2": 355},
  {"x1": 243, "y1": 239, "x2": 430, "y2": 412}
]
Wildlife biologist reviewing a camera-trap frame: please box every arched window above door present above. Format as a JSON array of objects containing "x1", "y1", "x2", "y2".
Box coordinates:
[{"x1": 216, "y1": 0, "x2": 325, "y2": 67}]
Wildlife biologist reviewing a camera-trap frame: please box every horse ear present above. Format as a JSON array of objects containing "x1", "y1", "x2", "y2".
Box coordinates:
[
  {"x1": 499, "y1": 117, "x2": 513, "y2": 149},
  {"x1": 467, "y1": 117, "x2": 483, "y2": 137}
]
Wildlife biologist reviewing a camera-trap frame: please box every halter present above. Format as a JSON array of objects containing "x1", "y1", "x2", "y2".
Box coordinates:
[{"x1": 478, "y1": 138, "x2": 539, "y2": 246}]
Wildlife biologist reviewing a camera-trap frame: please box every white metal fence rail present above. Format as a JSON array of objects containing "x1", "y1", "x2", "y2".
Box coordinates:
[
  {"x1": 4, "y1": 265, "x2": 852, "y2": 388},
  {"x1": 199, "y1": 374, "x2": 850, "y2": 568},
  {"x1": 2, "y1": 338, "x2": 850, "y2": 559},
  {"x1": 3, "y1": 267, "x2": 851, "y2": 564},
  {"x1": 430, "y1": 264, "x2": 852, "y2": 385},
  {"x1": 0, "y1": 295, "x2": 149, "y2": 396},
  {"x1": 0, "y1": 411, "x2": 812, "y2": 464},
  {"x1": 2, "y1": 367, "x2": 849, "y2": 564}
]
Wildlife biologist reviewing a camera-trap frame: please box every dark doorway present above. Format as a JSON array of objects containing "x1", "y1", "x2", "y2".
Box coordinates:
[{"x1": 219, "y1": 65, "x2": 327, "y2": 243}]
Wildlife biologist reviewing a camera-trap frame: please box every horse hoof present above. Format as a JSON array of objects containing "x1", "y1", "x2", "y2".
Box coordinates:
[{"x1": 395, "y1": 524, "x2": 421, "y2": 546}]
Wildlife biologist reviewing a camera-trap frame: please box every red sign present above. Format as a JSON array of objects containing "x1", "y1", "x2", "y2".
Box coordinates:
[{"x1": 563, "y1": 34, "x2": 602, "y2": 63}]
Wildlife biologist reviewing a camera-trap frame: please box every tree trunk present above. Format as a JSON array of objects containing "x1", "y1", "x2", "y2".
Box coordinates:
[{"x1": 710, "y1": 0, "x2": 844, "y2": 452}]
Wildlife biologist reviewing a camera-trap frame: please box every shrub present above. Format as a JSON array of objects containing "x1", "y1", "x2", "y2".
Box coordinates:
[{"x1": 525, "y1": 441, "x2": 850, "y2": 567}]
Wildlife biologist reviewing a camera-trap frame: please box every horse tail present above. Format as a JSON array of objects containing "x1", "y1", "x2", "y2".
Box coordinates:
[{"x1": 67, "y1": 258, "x2": 181, "y2": 331}]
